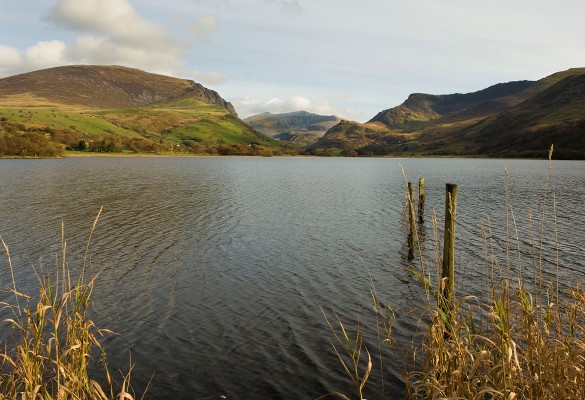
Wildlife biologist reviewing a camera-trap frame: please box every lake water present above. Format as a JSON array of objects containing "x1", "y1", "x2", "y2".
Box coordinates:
[{"x1": 0, "y1": 157, "x2": 583, "y2": 399}]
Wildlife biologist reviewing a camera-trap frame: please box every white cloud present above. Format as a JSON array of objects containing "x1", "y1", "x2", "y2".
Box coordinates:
[
  {"x1": 0, "y1": 0, "x2": 224, "y2": 81},
  {"x1": 0, "y1": 45, "x2": 23, "y2": 75},
  {"x1": 68, "y1": 34, "x2": 183, "y2": 72},
  {"x1": 24, "y1": 40, "x2": 67, "y2": 68},
  {"x1": 49, "y1": 0, "x2": 176, "y2": 49},
  {"x1": 230, "y1": 95, "x2": 364, "y2": 120},
  {"x1": 0, "y1": 41, "x2": 68, "y2": 76},
  {"x1": 48, "y1": 0, "x2": 186, "y2": 71},
  {"x1": 266, "y1": 96, "x2": 311, "y2": 111},
  {"x1": 190, "y1": 70, "x2": 225, "y2": 85},
  {"x1": 232, "y1": 95, "x2": 317, "y2": 116},
  {"x1": 190, "y1": 16, "x2": 220, "y2": 43}
]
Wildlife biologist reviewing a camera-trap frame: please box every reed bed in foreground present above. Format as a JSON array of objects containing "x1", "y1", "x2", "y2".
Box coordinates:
[
  {"x1": 406, "y1": 147, "x2": 585, "y2": 400},
  {"x1": 324, "y1": 146, "x2": 585, "y2": 399},
  {"x1": 405, "y1": 279, "x2": 585, "y2": 399},
  {"x1": 404, "y1": 147, "x2": 585, "y2": 399},
  {"x1": 0, "y1": 210, "x2": 145, "y2": 399}
]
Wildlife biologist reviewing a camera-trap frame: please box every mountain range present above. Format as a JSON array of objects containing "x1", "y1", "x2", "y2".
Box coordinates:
[
  {"x1": 244, "y1": 111, "x2": 340, "y2": 145},
  {"x1": 313, "y1": 68, "x2": 585, "y2": 158},
  {"x1": 0, "y1": 64, "x2": 584, "y2": 158}
]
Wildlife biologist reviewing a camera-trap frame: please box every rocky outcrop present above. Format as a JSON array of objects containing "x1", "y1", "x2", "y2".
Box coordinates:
[{"x1": 185, "y1": 81, "x2": 237, "y2": 116}]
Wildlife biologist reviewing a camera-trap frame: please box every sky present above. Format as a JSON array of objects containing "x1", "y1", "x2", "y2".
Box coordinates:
[{"x1": 1, "y1": 0, "x2": 585, "y2": 121}]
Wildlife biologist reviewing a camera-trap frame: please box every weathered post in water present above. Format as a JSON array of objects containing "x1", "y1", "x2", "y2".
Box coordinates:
[
  {"x1": 441, "y1": 183, "x2": 458, "y2": 307},
  {"x1": 418, "y1": 177, "x2": 425, "y2": 223},
  {"x1": 407, "y1": 181, "x2": 416, "y2": 259}
]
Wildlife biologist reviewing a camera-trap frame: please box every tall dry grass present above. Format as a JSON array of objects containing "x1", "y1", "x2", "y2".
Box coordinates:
[
  {"x1": 405, "y1": 280, "x2": 585, "y2": 399},
  {"x1": 324, "y1": 146, "x2": 585, "y2": 399},
  {"x1": 0, "y1": 208, "x2": 147, "y2": 399},
  {"x1": 404, "y1": 146, "x2": 585, "y2": 399}
]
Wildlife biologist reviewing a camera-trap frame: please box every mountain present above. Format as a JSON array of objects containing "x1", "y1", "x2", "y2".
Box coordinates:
[
  {"x1": 312, "y1": 68, "x2": 585, "y2": 158},
  {"x1": 244, "y1": 110, "x2": 340, "y2": 145},
  {"x1": 0, "y1": 65, "x2": 279, "y2": 156},
  {"x1": 451, "y1": 72, "x2": 585, "y2": 158},
  {"x1": 5, "y1": 65, "x2": 583, "y2": 158},
  {"x1": 0, "y1": 65, "x2": 237, "y2": 113},
  {"x1": 369, "y1": 80, "x2": 534, "y2": 129}
]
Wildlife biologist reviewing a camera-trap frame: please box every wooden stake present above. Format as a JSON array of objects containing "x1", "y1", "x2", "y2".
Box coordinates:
[
  {"x1": 418, "y1": 177, "x2": 425, "y2": 223},
  {"x1": 441, "y1": 183, "x2": 458, "y2": 306},
  {"x1": 407, "y1": 181, "x2": 416, "y2": 259}
]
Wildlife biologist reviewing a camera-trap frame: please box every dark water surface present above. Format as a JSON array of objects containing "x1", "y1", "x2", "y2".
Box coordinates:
[{"x1": 0, "y1": 157, "x2": 583, "y2": 399}]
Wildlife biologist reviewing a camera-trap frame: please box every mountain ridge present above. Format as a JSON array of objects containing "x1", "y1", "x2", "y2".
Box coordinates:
[
  {"x1": 0, "y1": 65, "x2": 237, "y2": 114},
  {"x1": 369, "y1": 80, "x2": 535, "y2": 128},
  {"x1": 2, "y1": 65, "x2": 584, "y2": 158},
  {"x1": 312, "y1": 67, "x2": 585, "y2": 158},
  {"x1": 244, "y1": 110, "x2": 340, "y2": 145}
]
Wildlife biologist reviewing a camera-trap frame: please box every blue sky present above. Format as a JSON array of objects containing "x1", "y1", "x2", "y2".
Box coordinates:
[{"x1": 1, "y1": 0, "x2": 585, "y2": 121}]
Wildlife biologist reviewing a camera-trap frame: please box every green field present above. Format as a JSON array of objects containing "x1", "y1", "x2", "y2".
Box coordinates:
[
  {"x1": 95, "y1": 97, "x2": 276, "y2": 146},
  {"x1": 0, "y1": 98, "x2": 279, "y2": 156},
  {"x1": 0, "y1": 107, "x2": 140, "y2": 137}
]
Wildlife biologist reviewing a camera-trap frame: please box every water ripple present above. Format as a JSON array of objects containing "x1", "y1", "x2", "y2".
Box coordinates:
[{"x1": 0, "y1": 157, "x2": 583, "y2": 399}]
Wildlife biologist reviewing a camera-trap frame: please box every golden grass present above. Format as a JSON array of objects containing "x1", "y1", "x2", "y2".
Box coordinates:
[
  {"x1": 0, "y1": 94, "x2": 94, "y2": 110},
  {"x1": 324, "y1": 145, "x2": 585, "y2": 399},
  {"x1": 0, "y1": 208, "x2": 147, "y2": 399},
  {"x1": 319, "y1": 309, "x2": 373, "y2": 400},
  {"x1": 407, "y1": 146, "x2": 585, "y2": 399},
  {"x1": 405, "y1": 282, "x2": 585, "y2": 399}
]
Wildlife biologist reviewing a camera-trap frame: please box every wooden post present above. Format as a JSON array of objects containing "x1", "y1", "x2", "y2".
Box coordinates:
[
  {"x1": 407, "y1": 181, "x2": 416, "y2": 259},
  {"x1": 418, "y1": 177, "x2": 425, "y2": 223},
  {"x1": 441, "y1": 183, "x2": 458, "y2": 306}
]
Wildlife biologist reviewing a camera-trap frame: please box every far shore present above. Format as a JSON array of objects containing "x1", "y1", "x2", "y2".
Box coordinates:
[{"x1": 0, "y1": 151, "x2": 565, "y2": 161}]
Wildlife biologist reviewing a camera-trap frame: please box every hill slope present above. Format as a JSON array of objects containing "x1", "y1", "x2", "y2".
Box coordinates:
[
  {"x1": 244, "y1": 110, "x2": 340, "y2": 145},
  {"x1": 0, "y1": 65, "x2": 236, "y2": 113},
  {"x1": 452, "y1": 73, "x2": 585, "y2": 158},
  {"x1": 0, "y1": 65, "x2": 279, "y2": 156},
  {"x1": 369, "y1": 80, "x2": 535, "y2": 129},
  {"x1": 313, "y1": 68, "x2": 585, "y2": 158}
]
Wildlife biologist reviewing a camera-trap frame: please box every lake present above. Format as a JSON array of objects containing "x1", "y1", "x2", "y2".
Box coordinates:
[{"x1": 0, "y1": 156, "x2": 583, "y2": 399}]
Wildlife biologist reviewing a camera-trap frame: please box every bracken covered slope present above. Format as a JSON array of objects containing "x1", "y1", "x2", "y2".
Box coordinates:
[
  {"x1": 313, "y1": 68, "x2": 585, "y2": 158},
  {"x1": 0, "y1": 65, "x2": 236, "y2": 113}
]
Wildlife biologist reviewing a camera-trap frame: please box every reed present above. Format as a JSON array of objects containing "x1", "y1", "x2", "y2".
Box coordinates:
[
  {"x1": 408, "y1": 146, "x2": 585, "y2": 399},
  {"x1": 318, "y1": 308, "x2": 372, "y2": 400},
  {"x1": 406, "y1": 278, "x2": 585, "y2": 399},
  {"x1": 0, "y1": 209, "x2": 146, "y2": 399},
  {"x1": 325, "y1": 146, "x2": 585, "y2": 399}
]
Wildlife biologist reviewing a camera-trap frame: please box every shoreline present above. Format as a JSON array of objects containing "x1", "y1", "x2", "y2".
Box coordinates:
[{"x1": 0, "y1": 150, "x2": 574, "y2": 161}]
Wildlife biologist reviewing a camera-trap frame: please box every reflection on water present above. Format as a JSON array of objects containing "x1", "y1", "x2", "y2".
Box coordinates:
[{"x1": 0, "y1": 157, "x2": 583, "y2": 399}]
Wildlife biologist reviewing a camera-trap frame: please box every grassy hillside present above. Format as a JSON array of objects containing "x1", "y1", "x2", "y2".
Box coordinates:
[
  {"x1": 0, "y1": 107, "x2": 139, "y2": 137},
  {"x1": 313, "y1": 68, "x2": 585, "y2": 158},
  {"x1": 369, "y1": 80, "x2": 535, "y2": 129},
  {"x1": 453, "y1": 73, "x2": 585, "y2": 158},
  {"x1": 0, "y1": 65, "x2": 280, "y2": 157},
  {"x1": 96, "y1": 97, "x2": 276, "y2": 146}
]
